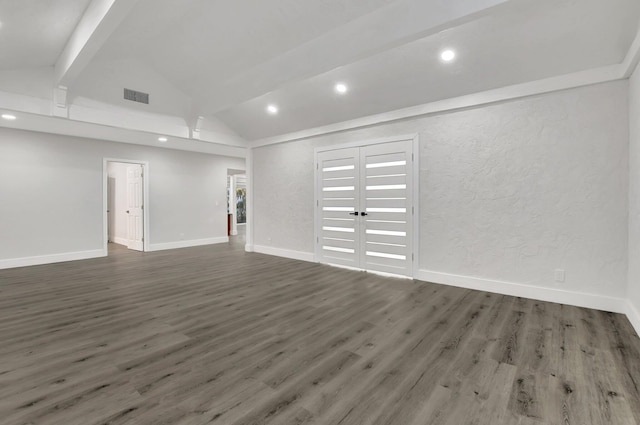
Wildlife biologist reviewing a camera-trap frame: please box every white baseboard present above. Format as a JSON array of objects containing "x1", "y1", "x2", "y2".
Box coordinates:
[
  {"x1": 416, "y1": 269, "x2": 626, "y2": 314},
  {"x1": 0, "y1": 249, "x2": 107, "y2": 270},
  {"x1": 111, "y1": 236, "x2": 128, "y2": 246},
  {"x1": 147, "y1": 236, "x2": 229, "y2": 252},
  {"x1": 626, "y1": 300, "x2": 640, "y2": 336},
  {"x1": 253, "y1": 245, "x2": 315, "y2": 263}
]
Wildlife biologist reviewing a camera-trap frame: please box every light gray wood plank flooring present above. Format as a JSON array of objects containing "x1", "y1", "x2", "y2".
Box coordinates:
[{"x1": 0, "y1": 240, "x2": 639, "y2": 425}]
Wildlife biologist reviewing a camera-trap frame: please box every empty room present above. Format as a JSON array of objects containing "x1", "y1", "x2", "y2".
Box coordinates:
[{"x1": 1, "y1": 0, "x2": 640, "y2": 424}]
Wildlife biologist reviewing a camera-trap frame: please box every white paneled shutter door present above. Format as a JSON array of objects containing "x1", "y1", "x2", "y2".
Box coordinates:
[{"x1": 316, "y1": 140, "x2": 413, "y2": 277}]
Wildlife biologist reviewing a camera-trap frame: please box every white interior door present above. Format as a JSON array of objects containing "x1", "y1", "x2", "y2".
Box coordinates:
[
  {"x1": 360, "y1": 140, "x2": 413, "y2": 276},
  {"x1": 316, "y1": 148, "x2": 361, "y2": 268},
  {"x1": 316, "y1": 140, "x2": 414, "y2": 276},
  {"x1": 126, "y1": 164, "x2": 144, "y2": 251}
]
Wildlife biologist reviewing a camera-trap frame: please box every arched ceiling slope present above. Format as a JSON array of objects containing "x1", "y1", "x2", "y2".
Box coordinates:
[{"x1": 0, "y1": 0, "x2": 639, "y2": 150}]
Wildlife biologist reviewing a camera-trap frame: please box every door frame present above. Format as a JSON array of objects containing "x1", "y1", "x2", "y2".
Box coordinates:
[
  {"x1": 313, "y1": 134, "x2": 420, "y2": 278},
  {"x1": 103, "y1": 158, "x2": 150, "y2": 253}
]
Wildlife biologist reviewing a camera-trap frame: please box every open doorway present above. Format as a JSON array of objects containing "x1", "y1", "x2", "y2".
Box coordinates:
[
  {"x1": 227, "y1": 169, "x2": 246, "y2": 245},
  {"x1": 104, "y1": 159, "x2": 149, "y2": 254}
]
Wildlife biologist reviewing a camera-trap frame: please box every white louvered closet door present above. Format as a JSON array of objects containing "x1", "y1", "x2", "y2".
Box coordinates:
[
  {"x1": 316, "y1": 148, "x2": 361, "y2": 268},
  {"x1": 360, "y1": 140, "x2": 413, "y2": 276},
  {"x1": 316, "y1": 140, "x2": 413, "y2": 277}
]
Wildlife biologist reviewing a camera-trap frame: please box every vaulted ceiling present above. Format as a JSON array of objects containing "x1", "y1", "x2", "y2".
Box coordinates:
[{"x1": 0, "y1": 0, "x2": 639, "y2": 154}]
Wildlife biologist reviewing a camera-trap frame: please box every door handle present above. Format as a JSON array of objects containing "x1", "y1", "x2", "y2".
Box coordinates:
[
  {"x1": 349, "y1": 212, "x2": 359, "y2": 216},
  {"x1": 360, "y1": 212, "x2": 368, "y2": 216},
  {"x1": 126, "y1": 210, "x2": 130, "y2": 214}
]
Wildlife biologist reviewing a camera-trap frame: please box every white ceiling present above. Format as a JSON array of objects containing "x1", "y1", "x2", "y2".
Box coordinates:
[
  {"x1": 217, "y1": 0, "x2": 640, "y2": 140},
  {"x1": 0, "y1": 0, "x2": 92, "y2": 69},
  {"x1": 1, "y1": 0, "x2": 639, "y2": 145}
]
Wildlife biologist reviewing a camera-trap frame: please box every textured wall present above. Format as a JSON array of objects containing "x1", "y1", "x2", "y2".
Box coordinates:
[
  {"x1": 629, "y1": 69, "x2": 640, "y2": 311},
  {"x1": 254, "y1": 140, "x2": 316, "y2": 253},
  {"x1": 253, "y1": 81, "x2": 629, "y2": 297},
  {"x1": 419, "y1": 83, "x2": 628, "y2": 296},
  {"x1": 0, "y1": 128, "x2": 244, "y2": 260}
]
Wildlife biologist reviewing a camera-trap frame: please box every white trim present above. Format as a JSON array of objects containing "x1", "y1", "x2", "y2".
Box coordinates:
[
  {"x1": 0, "y1": 249, "x2": 106, "y2": 270},
  {"x1": 314, "y1": 134, "x2": 418, "y2": 153},
  {"x1": 626, "y1": 300, "x2": 640, "y2": 336},
  {"x1": 253, "y1": 245, "x2": 315, "y2": 263},
  {"x1": 230, "y1": 175, "x2": 238, "y2": 235},
  {"x1": 0, "y1": 100, "x2": 248, "y2": 158},
  {"x1": 313, "y1": 148, "x2": 320, "y2": 262},
  {"x1": 411, "y1": 135, "x2": 420, "y2": 278},
  {"x1": 103, "y1": 158, "x2": 150, "y2": 253},
  {"x1": 0, "y1": 90, "x2": 52, "y2": 116},
  {"x1": 416, "y1": 269, "x2": 626, "y2": 313},
  {"x1": 251, "y1": 65, "x2": 623, "y2": 148},
  {"x1": 111, "y1": 237, "x2": 128, "y2": 246},
  {"x1": 147, "y1": 237, "x2": 229, "y2": 252},
  {"x1": 245, "y1": 148, "x2": 255, "y2": 252}
]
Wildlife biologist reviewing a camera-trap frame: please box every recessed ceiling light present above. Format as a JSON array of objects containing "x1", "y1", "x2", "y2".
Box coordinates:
[
  {"x1": 158, "y1": 136, "x2": 168, "y2": 142},
  {"x1": 335, "y1": 83, "x2": 348, "y2": 94},
  {"x1": 440, "y1": 49, "x2": 456, "y2": 62},
  {"x1": 267, "y1": 104, "x2": 279, "y2": 115},
  {"x1": 1, "y1": 113, "x2": 16, "y2": 121}
]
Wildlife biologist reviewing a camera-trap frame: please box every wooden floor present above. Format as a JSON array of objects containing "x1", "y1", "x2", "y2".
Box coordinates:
[{"x1": 1, "y1": 239, "x2": 640, "y2": 425}]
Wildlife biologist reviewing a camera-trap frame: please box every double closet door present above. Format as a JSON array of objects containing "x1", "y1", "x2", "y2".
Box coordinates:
[{"x1": 316, "y1": 139, "x2": 414, "y2": 277}]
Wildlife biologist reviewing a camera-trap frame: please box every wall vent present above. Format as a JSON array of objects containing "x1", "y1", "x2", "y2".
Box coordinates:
[{"x1": 124, "y1": 88, "x2": 149, "y2": 104}]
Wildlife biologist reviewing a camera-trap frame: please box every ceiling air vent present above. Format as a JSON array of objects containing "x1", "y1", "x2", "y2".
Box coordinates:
[{"x1": 124, "y1": 88, "x2": 149, "y2": 104}]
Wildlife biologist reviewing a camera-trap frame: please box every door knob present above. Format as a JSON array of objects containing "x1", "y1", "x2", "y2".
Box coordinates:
[
  {"x1": 360, "y1": 212, "x2": 368, "y2": 216},
  {"x1": 349, "y1": 212, "x2": 359, "y2": 216},
  {"x1": 126, "y1": 210, "x2": 130, "y2": 213}
]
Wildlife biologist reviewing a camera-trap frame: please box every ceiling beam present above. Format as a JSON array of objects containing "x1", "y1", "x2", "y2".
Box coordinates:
[
  {"x1": 200, "y1": 0, "x2": 513, "y2": 114},
  {"x1": 54, "y1": 0, "x2": 138, "y2": 88},
  {"x1": 622, "y1": 24, "x2": 640, "y2": 78}
]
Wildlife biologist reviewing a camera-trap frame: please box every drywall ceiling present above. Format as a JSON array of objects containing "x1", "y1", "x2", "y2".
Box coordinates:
[
  {"x1": 0, "y1": 0, "x2": 92, "y2": 69},
  {"x1": 1, "y1": 0, "x2": 639, "y2": 146},
  {"x1": 218, "y1": 0, "x2": 640, "y2": 140}
]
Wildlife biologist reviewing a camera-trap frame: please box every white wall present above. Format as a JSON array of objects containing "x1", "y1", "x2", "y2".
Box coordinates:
[
  {"x1": 0, "y1": 127, "x2": 245, "y2": 267},
  {"x1": 107, "y1": 162, "x2": 128, "y2": 244},
  {"x1": 253, "y1": 81, "x2": 629, "y2": 308},
  {"x1": 628, "y1": 68, "x2": 640, "y2": 330}
]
